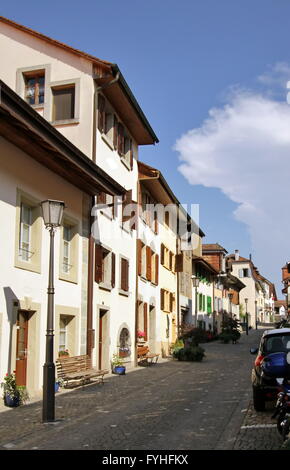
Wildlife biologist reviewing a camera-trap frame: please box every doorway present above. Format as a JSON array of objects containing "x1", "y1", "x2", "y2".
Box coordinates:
[
  {"x1": 98, "y1": 309, "x2": 109, "y2": 371},
  {"x1": 15, "y1": 310, "x2": 29, "y2": 386}
]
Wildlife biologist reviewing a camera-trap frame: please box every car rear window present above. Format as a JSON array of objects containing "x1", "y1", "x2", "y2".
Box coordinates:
[{"x1": 264, "y1": 334, "x2": 290, "y2": 354}]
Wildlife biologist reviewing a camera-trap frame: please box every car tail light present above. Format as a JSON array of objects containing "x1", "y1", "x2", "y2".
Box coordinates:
[{"x1": 255, "y1": 355, "x2": 265, "y2": 366}]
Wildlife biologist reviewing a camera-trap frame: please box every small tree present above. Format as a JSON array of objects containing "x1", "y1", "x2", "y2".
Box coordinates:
[{"x1": 219, "y1": 315, "x2": 241, "y2": 344}]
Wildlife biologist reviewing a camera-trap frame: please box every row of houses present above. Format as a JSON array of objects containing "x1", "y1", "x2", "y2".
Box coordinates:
[{"x1": 0, "y1": 16, "x2": 276, "y2": 396}]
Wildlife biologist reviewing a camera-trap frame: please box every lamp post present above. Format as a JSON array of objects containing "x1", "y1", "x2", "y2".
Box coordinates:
[
  {"x1": 228, "y1": 292, "x2": 233, "y2": 318},
  {"x1": 245, "y1": 298, "x2": 248, "y2": 335},
  {"x1": 255, "y1": 300, "x2": 258, "y2": 330},
  {"x1": 192, "y1": 275, "x2": 200, "y2": 328},
  {"x1": 41, "y1": 199, "x2": 65, "y2": 423}
]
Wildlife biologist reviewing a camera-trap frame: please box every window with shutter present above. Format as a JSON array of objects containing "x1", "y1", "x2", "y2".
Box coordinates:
[
  {"x1": 155, "y1": 254, "x2": 159, "y2": 285},
  {"x1": 95, "y1": 244, "x2": 103, "y2": 283},
  {"x1": 120, "y1": 257, "x2": 129, "y2": 292},
  {"x1": 137, "y1": 240, "x2": 142, "y2": 277},
  {"x1": 161, "y1": 288, "x2": 165, "y2": 311},
  {"x1": 52, "y1": 85, "x2": 75, "y2": 121},
  {"x1": 111, "y1": 252, "x2": 116, "y2": 288},
  {"x1": 146, "y1": 246, "x2": 152, "y2": 281}
]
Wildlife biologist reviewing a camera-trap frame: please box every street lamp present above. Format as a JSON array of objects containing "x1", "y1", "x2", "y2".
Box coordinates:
[
  {"x1": 255, "y1": 300, "x2": 258, "y2": 330},
  {"x1": 245, "y1": 298, "x2": 249, "y2": 336},
  {"x1": 228, "y1": 292, "x2": 233, "y2": 318},
  {"x1": 41, "y1": 199, "x2": 65, "y2": 423},
  {"x1": 192, "y1": 275, "x2": 200, "y2": 327}
]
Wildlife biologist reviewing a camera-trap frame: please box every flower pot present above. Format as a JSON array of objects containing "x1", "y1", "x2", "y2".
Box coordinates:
[
  {"x1": 113, "y1": 366, "x2": 126, "y2": 375},
  {"x1": 4, "y1": 393, "x2": 20, "y2": 407}
]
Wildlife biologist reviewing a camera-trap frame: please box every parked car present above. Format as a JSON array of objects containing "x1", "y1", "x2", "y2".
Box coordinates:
[{"x1": 250, "y1": 328, "x2": 290, "y2": 411}]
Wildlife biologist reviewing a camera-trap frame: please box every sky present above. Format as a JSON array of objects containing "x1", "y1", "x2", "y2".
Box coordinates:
[{"x1": 1, "y1": 0, "x2": 290, "y2": 295}]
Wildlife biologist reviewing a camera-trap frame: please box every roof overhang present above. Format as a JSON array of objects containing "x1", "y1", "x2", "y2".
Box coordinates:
[
  {"x1": 94, "y1": 65, "x2": 159, "y2": 146},
  {"x1": 192, "y1": 256, "x2": 219, "y2": 275},
  {"x1": 0, "y1": 80, "x2": 125, "y2": 197}
]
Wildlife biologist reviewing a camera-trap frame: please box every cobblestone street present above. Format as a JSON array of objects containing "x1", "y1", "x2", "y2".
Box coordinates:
[{"x1": 0, "y1": 328, "x2": 284, "y2": 451}]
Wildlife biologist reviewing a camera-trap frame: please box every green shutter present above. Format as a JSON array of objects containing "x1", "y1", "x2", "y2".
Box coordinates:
[
  {"x1": 199, "y1": 293, "x2": 203, "y2": 311},
  {"x1": 207, "y1": 296, "x2": 212, "y2": 314},
  {"x1": 202, "y1": 295, "x2": 205, "y2": 311}
]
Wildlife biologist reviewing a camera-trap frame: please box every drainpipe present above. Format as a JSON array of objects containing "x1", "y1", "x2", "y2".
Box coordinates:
[
  {"x1": 88, "y1": 71, "x2": 120, "y2": 360},
  {"x1": 87, "y1": 195, "x2": 96, "y2": 359}
]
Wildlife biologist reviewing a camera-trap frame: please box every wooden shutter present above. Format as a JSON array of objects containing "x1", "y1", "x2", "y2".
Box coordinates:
[
  {"x1": 154, "y1": 211, "x2": 158, "y2": 234},
  {"x1": 170, "y1": 293, "x2": 174, "y2": 312},
  {"x1": 129, "y1": 139, "x2": 133, "y2": 170},
  {"x1": 144, "y1": 303, "x2": 148, "y2": 341},
  {"x1": 97, "y1": 94, "x2": 106, "y2": 132},
  {"x1": 137, "y1": 240, "x2": 143, "y2": 277},
  {"x1": 121, "y1": 258, "x2": 129, "y2": 291},
  {"x1": 118, "y1": 123, "x2": 124, "y2": 155},
  {"x1": 113, "y1": 115, "x2": 118, "y2": 149},
  {"x1": 122, "y1": 190, "x2": 132, "y2": 223},
  {"x1": 146, "y1": 246, "x2": 152, "y2": 281},
  {"x1": 160, "y1": 288, "x2": 165, "y2": 311},
  {"x1": 175, "y1": 253, "x2": 183, "y2": 272},
  {"x1": 95, "y1": 244, "x2": 103, "y2": 283},
  {"x1": 111, "y1": 252, "x2": 115, "y2": 288},
  {"x1": 155, "y1": 254, "x2": 159, "y2": 285},
  {"x1": 161, "y1": 244, "x2": 165, "y2": 265}
]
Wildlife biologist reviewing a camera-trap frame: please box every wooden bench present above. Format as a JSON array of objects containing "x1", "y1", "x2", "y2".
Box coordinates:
[
  {"x1": 137, "y1": 346, "x2": 159, "y2": 366},
  {"x1": 56, "y1": 355, "x2": 109, "y2": 388}
]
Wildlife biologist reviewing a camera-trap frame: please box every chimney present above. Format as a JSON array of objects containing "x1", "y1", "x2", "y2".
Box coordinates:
[
  {"x1": 249, "y1": 254, "x2": 252, "y2": 261},
  {"x1": 235, "y1": 249, "x2": 239, "y2": 261}
]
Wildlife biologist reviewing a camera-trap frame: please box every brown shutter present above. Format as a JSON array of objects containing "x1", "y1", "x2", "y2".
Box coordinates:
[
  {"x1": 161, "y1": 288, "x2": 164, "y2": 311},
  {"x1": 129, "y1": 139, "x2": 133, "y2": 170},
  {"x1": 122, "y1": 189, "x2": 132, "y2": 223},
  {"x1": 111, "y1": 252, "x2": 115, "y2": 288},
  {"x1": 155, "y1": 254, "x2": 159, "y2": 285},
  {"x1": 113, "y1": 115, "x2": 118, "y2": 150},
  {"x1": 146, "y1": 246, "x2": 152, "y2": 281},
  {"x1": 154, "y1": 211, "x2": 158, "y2": 234},
  {"x1": 161, "y1": 244, "x2": 164, "y2": 265},
  {"x1": 95, "y1": 244, "x2": 103, "y2": 283},
  {"x1": 175, "y1": 253, "x2": 184, "y2": 272},
  {"x1": 97, "y1": 94, "x2": 106, "y2": 132},
  {"x1": 118, "y1": 123, "x2": 124, "y2": 155},
  {"x1": 170, "y1": 293, "x2": 174, "y2": 312},
  {"x1": 138, "y1": 240, "x2": 142, "y2": 276},
  {"x1": 121, "y1": 258, "x2": 129, "y2": 291},
  {"x1": 144, "y1": 303, "x2": 148, "y2": 341}
]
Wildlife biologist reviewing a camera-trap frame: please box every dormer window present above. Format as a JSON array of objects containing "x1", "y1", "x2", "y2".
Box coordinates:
[{"x1": 24, "y1": 72, "x2": 45, "y2": 106}]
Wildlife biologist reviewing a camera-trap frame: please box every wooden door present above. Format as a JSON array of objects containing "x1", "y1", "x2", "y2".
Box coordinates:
[
  {"x1": 99, "y1": 309, "x2": 108, "y2": 370},
  {"x1": 15, "y1": 311, "x2": 28, "y2": 386}
]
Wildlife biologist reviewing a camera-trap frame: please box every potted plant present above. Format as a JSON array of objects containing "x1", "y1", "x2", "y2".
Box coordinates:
[
  {"x1": 55, "y1": 378, "x2": 64, "y2": 392},
  {"x1": 1, "y1": 372, "x2": 29, "y2": 407},
  {"x1": 137, "y1": 330, "x2": 146, "y2": 343},
  {"x1": 58, "y1": 349, "x2": 69, "y2": 357},
  {"x1": 111, "y1": 354, "x2": 126, "y2": 375}
]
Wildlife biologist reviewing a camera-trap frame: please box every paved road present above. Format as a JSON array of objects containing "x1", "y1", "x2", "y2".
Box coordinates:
[{"x1": 0, "y1": 329, "x2": 282, "y2": 450}]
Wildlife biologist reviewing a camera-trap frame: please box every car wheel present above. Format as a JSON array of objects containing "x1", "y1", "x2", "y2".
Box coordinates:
[{"x1": 253, "y1": 387, "x2": 265, "y2": 411}]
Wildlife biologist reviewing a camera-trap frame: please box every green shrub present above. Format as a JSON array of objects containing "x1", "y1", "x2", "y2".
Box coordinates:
[{"x1": 173, "y1": 345, "x2": 205, "y2": 362}]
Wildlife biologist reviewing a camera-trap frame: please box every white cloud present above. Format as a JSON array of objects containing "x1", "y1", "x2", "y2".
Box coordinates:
[{"x1": 175, "y1": 87, "x2": 290, "y2": 291}]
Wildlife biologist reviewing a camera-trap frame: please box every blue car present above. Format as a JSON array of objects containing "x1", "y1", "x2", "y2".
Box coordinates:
[{"x1": 250, "y1": 328, "x2": 290, "y2": 411}]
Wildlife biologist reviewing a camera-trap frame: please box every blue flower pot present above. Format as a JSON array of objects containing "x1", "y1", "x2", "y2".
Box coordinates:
[
  {"x1": 4, "y1": 393, "x2": 20, "y2": 407},
  {"x1": 114, "y1": 366, "x2": 126, "y2": 375},
  {"x1": 55, "y1": 382, "x2": 60, "y2": 393}
]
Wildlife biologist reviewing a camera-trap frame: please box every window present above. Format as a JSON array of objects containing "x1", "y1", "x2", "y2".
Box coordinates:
[
  {"x1": 24, "y1": 72, "x2": 45, "y2": 106},
  {"x1": 95, "y1": 244, "x2": 115, "y2": 289},
  {"x1": 98, "y1": 94, "x2": 133, "y2": 170},
  {"x1": 52, "y1": 85, "x2": 75, "y2": 121},
  {"x1": 97, "y1": 192, "x2": 115, "y2": 219},
  {"x1": 161, "y1": 244, "x2": 175, "y2": 272},
  {"x1": 20, "y1": 203, "x2": 32, "y2": 261},
  {"x1": 160, "y1": 289, "x2": 174, "y2": 312},
  {"x1": 59, "y1": 316, "x2": 68, "y2": 352},
  {"x1": 151, "y1": 251, "x2": 159, "y2": 285},
  {"x1": 62, "y1": 225, "x2": 71, "y2": 274},
  {"x1": 59, "y1": 219, "x2": 79, "y2": 284},
  {"x1": 239, "y1": 268, "x2": 250, "y2": 278},
  {"x1": 15, "y1": 190, "x2": 42, "y2": 274},
  {"x1": 207, "y1": 296, "x2": 212, "y2": 314}
]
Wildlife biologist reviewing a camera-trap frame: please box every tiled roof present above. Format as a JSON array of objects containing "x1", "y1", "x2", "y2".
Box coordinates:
[{"x1": 202, "y1": 243, "x2": 228, "y2": 253}]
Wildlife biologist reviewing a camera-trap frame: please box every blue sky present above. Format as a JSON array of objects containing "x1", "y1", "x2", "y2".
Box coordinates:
[{"x1": 2, "y1": 0, "x2": 290, "y2": 293}]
